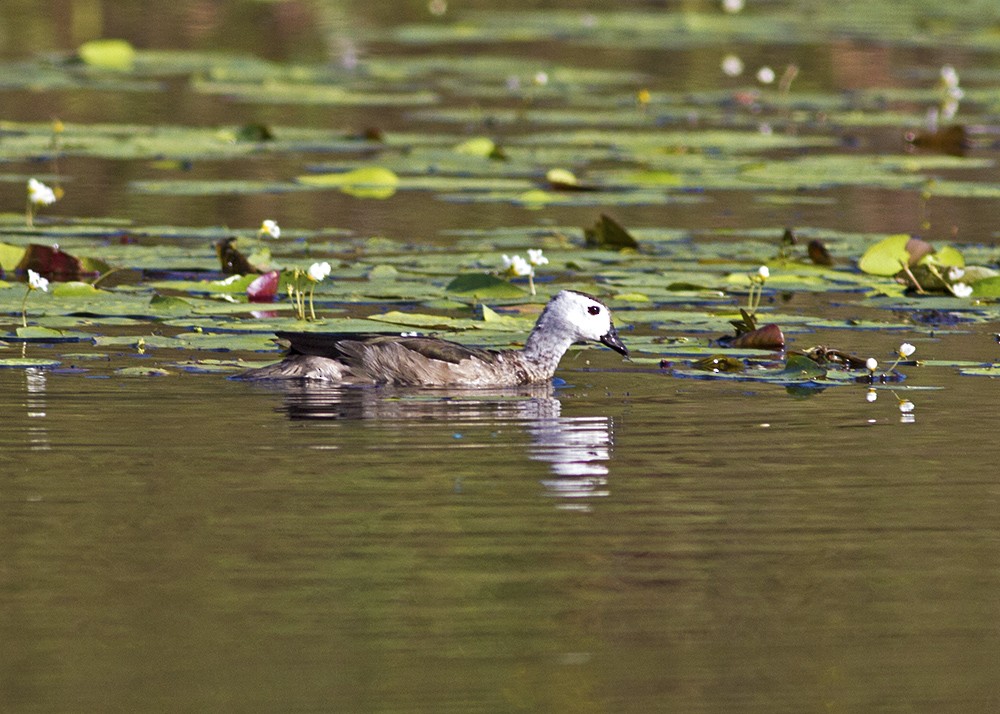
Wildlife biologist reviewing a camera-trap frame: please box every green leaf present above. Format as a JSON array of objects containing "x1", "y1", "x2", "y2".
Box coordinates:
[
  {"x1": 77, "y1": 39, "x2": 136, "y2": 71},
  {"x1": 15, "y1": 326, "x2": 65, "y2": 339},
  {"x1": 920, "y1": 244, "x2": 965, "y2": 268},
  {"x1": 296, "y1": 167, "x2": 399, "y2": 199},
  {"x1": 967, "y1": 276, "x2": 1000, "y2": 297},
  {"x1": 0, "y1": 242, "x2": 26, "y2": 271},
  {"x1": 115, "y1": 366, "x2": 172, "y2": 377},
  {"x1": 858, "y1": 234, "x2": 911, "y2": 276},
  {"x1": 446, "y1": 273, "x2": 526, "y2": 298},
  {"x1": 0, "y1": 357, "x2": 61, "y2": 368},
  {"x1": 453, "y1": 137, "x2": 497, "y2": 157}
]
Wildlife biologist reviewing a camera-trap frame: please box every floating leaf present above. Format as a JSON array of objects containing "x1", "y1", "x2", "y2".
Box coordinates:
[
  {"x1": 446, "y1": 273, "x2": 526, "y2": 298},
  {"x1": 297, "y1": 166, "x2": 400, "y2": 199},
  {"x1": 967, "y1": 276, "x2": 1000, "y2": 297},
  {"x1": 77, "y1": 39, "x2": 136, "y2": 71},
  {"x1": 692, "y1": 355, "x2": 745, "y2": 373},
  {"x1": 0, "y1": 243, "x2": 26, "y2": 272},
  {"x1": 546, "y1": 167, "x2": 598, "y2": 191},
  {"x1": 583, "y1": 213, "x2": 639, "y2": 250},
  {"x1": 115, "y1": 366, "x2": 172, "y2": 377},
  {"x1": 777, "y1": 353, "x2": 830, "y2": 380},
  {"x1": 15, "y1": 326, "x2": 66, "y2": 339},
  {"x1": 17, "y1": 243, "x2": 103, "y2": 280},
  {"x1": 858, "y1": 234, "x2": 911, "y2": 276},
  {"x1": 453, "y1": 137, "x2": 505, "y2": 159},
  {"x1": 728, "y1": 323, "x2": 785, "y2": 351},
  {"x1": 921, "y1": 244, "x2": 965, "y2": 268},
  {"x1": 0, "y1": 357, "x2": 61, "y2": 368}
]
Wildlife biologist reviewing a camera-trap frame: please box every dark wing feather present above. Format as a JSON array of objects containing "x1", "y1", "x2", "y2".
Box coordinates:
[{"x1": 276, "y1": 331, "x2": 497, "y2": 365}]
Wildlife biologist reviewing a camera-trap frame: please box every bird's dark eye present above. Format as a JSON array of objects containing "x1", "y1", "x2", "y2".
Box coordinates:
[{"x1": 588, "y1": 305, "x2": 601, "y2": 315}]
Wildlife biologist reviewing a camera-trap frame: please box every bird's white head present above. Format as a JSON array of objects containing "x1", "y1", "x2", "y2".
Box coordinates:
[{"x1": 531, "y1": 290, "x2": 629, "y2": 357}]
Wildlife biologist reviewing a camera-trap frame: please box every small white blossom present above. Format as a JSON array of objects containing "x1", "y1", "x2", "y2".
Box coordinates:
[
  {"x1": 534, "y1": 71, "x2": 549, "y2": 86},
  {"x1": 756, "y1": 66, "x2": 776, "y2": 84},
  {"x1": 307, "y1": 261, "x2": 332, "y2": 282},
  {"x1": 27, "y1": 269, "x2": 49, "y2": 292},
  {"x1": 951, "y1": 282, "x2": 973, "y2": 298},
  {"x1": 898, "y1": 399, "x2": 915, "y2": 414},
  {"x1": 527, "y1": 249, "x2": 549, "y2": 266},
  {"x1": 214, "y1": 274, "x2": 243, "y2": 286},
  {"x1": 721, "y1": 54, "x2": 744, "y2": 77},
  {"x1": 428, "y1": 0, "x2": 447, "y2": 16},
  {"x1": 28, "y1": 178, "x2": 57, "y2": 206},
  {"x1": 865, "y1": 357, "x2": 878, "y2": 372},
  {"x1": 722, "y1": 0, "x2": 745, "y2": 13},
  {"x1": 259, "y1": 219, "x2": 281, "y2": 239},
  {"x1": 502, "y1": 254, "x2": 533, "y2": 277},
  {"x1": 898, "y1": 343, "x2": 916, "y2": 358},
  {"x1": 865, "y1": 389, "x2": 878, "y2": 403},
  {"x1": 948, "y1": 266, "x2": 965, "y2": 281},
  {"x1": 939, "y1": 65, "x2": 962, "y2": 92},
  {"x1": 757, "y1": 265, "x2": 770, "y2": 280}
]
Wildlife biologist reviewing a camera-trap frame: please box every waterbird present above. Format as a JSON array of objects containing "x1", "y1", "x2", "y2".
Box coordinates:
[{"x1": 240, "y1": 290, "x2": 628, "y2": 386}]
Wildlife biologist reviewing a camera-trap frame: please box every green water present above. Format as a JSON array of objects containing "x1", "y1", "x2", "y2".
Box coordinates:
[
  {"x1": 3, "y1": 357, "x2": 1000, "y2": 711},
  {"x1": 3, "y1": 1, "x2": 1000, "y2": 711}
]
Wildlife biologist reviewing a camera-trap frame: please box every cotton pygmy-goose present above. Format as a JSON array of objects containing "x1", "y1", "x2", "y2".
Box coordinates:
[{"x1": 240, "y1": 290, "x2": 628, "y2": 387}]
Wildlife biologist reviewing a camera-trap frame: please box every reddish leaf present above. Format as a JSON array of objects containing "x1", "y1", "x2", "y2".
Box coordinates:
[
  {"x1": 247, "y1": 270, "x2": 280, "y2": 302},
  {"x1": 17, "y1": 243, "x2": 93, "y2": 280},
  {"x1": 729, "y1": 323, "x2": 785, "y2": 351}
]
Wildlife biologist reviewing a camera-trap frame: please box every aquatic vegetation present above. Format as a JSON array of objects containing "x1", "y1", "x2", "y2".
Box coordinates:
[
  {"x1": 0, "y1": 2, "x2": 998, "y2": 392},
  {"x1": 25, "y1": 179, "x2": 57, "y2": 227}
]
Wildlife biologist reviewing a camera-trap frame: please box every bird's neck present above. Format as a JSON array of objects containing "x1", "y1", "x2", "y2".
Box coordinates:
[{"x1": 520, "y1": 324, "x2": 576, "y2": 379}]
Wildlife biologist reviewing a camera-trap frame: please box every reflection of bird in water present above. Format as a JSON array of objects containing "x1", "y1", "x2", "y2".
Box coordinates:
[
  {"x1": 266, "y1": 381, "x2": 615, "y2": 504},
  {"x1": 240, "y1": 290, "x2": 628, "y2": 386},
  {"x1": 274, "y1": 381, "x2": 562, "y2": 421}
]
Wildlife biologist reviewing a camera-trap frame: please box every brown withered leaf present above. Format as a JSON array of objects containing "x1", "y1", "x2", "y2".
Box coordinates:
[
  {"x1": 216, "y1": 237, "x2": 261, "y2": 275},
  {"x1": 807, "y1": 239, "x2": 834, "y2": 266},
  {"x1": 584, "y1": 213, "x2": 640, "y2": 250},
  {"x1": 729, "y1": 323, "x2": 785, "y2": 350},
  {"x1": 905, "y1": 125, "x2": 968, "y2": 156}
]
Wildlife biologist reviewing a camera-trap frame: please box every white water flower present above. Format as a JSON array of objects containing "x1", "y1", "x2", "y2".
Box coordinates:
[
  {"x1": 939, "y1": 65, "x2": 963, "y2": 95},
  {"x1": 721, "y1": 54, "x2": 744, "y2": 77},
  {"x1": 259, "y1": 219, "x2": 281, "y2": 239},
  {"x1": 756, "y1": 66, "x2": 776, "y2": 84},
  {"x1": 898, "y1": 399, "x2": 915, "y2": 414},
  {"x1": 951, "y1": 282, "x2": 973, "y2": 298},
  {"x1": 865, "y1": 357, "x2": 878, "y2": 372},
  {"x1": 307, "y1": 261, "x2": 332, "y2": 282},
  {"x1": 948, "y1": 266, "x2": 965, "y2": 281},
  {"x1": 502, "y1": 254, "x2": 533, "y2": 277},
  {"x1": 757, "y1": 265, "x2": 770, "y2": 280},
  {"x1": 898, "y1": 343, "x2": 916, "y2": 358},
  {"x1": 27, "y1": 178, "x2": 57, "y2": 206},
  {"x1": 213, "y1": 274, "x2": 243, "y2": 286},
  {"x1": 722, "y1": 0, "x2": 745, "y2": 13},
  {"x1": 865, "y1": 389, "x2": 878, "y2": 403},
  {"x1": 534, "y1": 71, "x2": 549, "y2": 86},
  {"x1": 527, "y1": 249, "x2": 549, "y2": 266},
  {"x1": 27, "y1": 269, "x2": 49, "y2": 292}
]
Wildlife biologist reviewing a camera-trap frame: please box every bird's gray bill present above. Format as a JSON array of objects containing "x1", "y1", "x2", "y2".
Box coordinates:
[{"x1": 600, "y1": 326, "x2": 629, "y2": 357}]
